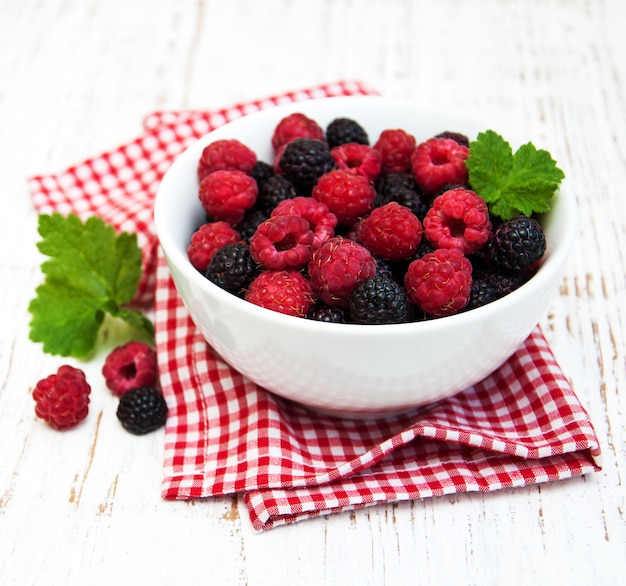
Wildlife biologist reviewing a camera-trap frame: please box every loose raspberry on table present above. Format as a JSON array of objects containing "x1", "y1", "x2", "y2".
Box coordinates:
[
  {"x1": 359, "y1": 202, "x2": 423, "y2": 261},
  {"x1": 404, "y1": 248, "x2": 473, "y2": 317},
  {"x1": 116, "y1": 386, "x2": 168, "y2": 435},
  {"x1": 326, "y1": 117, "x2": 369, "y2": 149},
  {"x1": 256, "y1": 174, "x2": 297, "y2": 216},
  {"x1": 308, "y1": 237, "x2": 377, "y2": 307},
  {"x1": 311, "y1": 169, "x2": 376, "y2": 226},
  {"x1": 330, "y1": 142, "x2": 382, "y2": 181},
  {"x1": 198, "y1": 169, "x2": 258, "y2": 225},
  {"x1": 411, "y1": 137, "x2": 470, "y2": 194},
  {"x1": 279, "y1": 138, "x2": 336, "y2": 193},
  {"x1": 187, "y1": 221, "x2": 242, "y2": 272},
  {"x1": 349, "y1": 276, "x2": 412, "y2": 325},
  {"x1": 205, "y1": 242, "x2": 258, "y2": 296},
  {"x1": 197, "y1": 139, "x2": 257, "y2": 182},
  {"x1": 249, "y1": 214, "x2": 314, "y2": 270},
  {"x1": 271, "y1": 196, "x2": 337, "y2": 249},
  {"x1": 489, "y1": 215, "x2": 546, "y2": 274},
  {"x1": 33, "y1": 365, "x2": 91, "y2": 430},
  {"x1": 423, "y1": 187, "x2": 492, "y2": 255},
  {"x1": 272, "y1": 112, "x2": 325, "y2": 151},
  {"x1": 245, "y1": 270, "x2": 314, "y2": 317},
  {"x1": 373, "y1": 128, "x2": 417, "y2": 174},
  {"x1": 102, "y1": 341, "x2": 158, "y2": 397}
]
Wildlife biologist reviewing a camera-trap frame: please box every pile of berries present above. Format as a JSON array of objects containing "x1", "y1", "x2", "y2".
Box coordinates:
[
  {"x1": 33, "y1": 341, "x2": 167, "y2": 434},
  {"x1": 188, "y1": 112, "x2": 547, "y2": 325}
]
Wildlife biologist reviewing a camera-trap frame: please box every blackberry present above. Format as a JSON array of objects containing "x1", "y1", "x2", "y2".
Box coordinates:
[
  {"x1": 374, "y1": 256, "x2": 396, "y2": 281},
  {"x1": 308, "y1": 303, "x2": 348, "y2": 323},
  {"x1": 256, "y1": 174, "x2": 296, "y2": 216},
  {"x1": 250, "y1": 160, "x2": 274, "y2": 189},
  {"x1": 279, "y1": 138, "x2": 336, "y2": 193},
  {"x1": 466, "y1": 271, "x2": 499, "y2": 310},
  {"x1": 435, "y1": 131, "x2": 470, "y2": 148},
  {"x1": 348, "y1": 276, "x2": 410, "y2": 324},
  {"x1": 205, "y1": 242, "x2": 258, "y2": 296},
  {"x1": 485, "y1": 271, "x2": 525, "y2": 297},
  {"x1": 326, "y1": 117, "x2": 369, "y2": 149},
  {"x1": 234, "y1": 208, "x2": 268, "y2": 243},
  {"x1": 489, "y1": 216, "x2": 546, "y2": 274},
  {"x1": 375, "y1": 173, "x2": 428, "y2": 220},
  {"x1": 116, "y1": 387, "x2": 167, "y2": 435}
]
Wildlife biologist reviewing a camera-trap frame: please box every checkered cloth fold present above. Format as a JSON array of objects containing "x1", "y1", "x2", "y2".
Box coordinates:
[{"x1": 28, "y1": 81, "x2": 601, "y2": 531}]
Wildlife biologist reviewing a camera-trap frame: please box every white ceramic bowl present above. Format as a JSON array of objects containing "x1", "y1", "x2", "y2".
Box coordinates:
[{"x1": 154, "y1": 96, "x2": 576, "y2": 418}]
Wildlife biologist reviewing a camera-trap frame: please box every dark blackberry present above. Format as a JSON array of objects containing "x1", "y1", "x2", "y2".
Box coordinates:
[
  {"x1": 307, "y1": 303, "x2": 348, "y2": 324},
  {"x1": 375, "y1": 173, "x2": 428, "y2": 220},
  {"x1": 485, "y1": 271, "x2": 525, "y2": 297},
  {"x1": 348, "y1": 276, "x2": 410, "y2": 325},
  {"x1": 256, "y1": 174, "x2": 296, "y2": 215},
  {"x1": 278, "y1": 138, "x2": 336, "y2": 193},
  {"x1": 205, "y1": 242, "x2": 258, "y2": 296},
  {"x1": 435, "y1": 131, "x2": 470, "y2": 148},
  {"x1": 235, "y1": 208, "x2": 268, "y2": 243},
  {"x1": 116, "y1": 387, "x2": 167, "y2": 435},
  {"x1": 374, "y1": 256, "x2": 396, "y2": 281},
  {"x1": 250, "y1": 160, "x2": 274, "y2": 189},
  {"x1": 489, "y1": 215, "x2": 546, "y2": 274},
  {"x1": 466, "y1": 271, "x2": 500, "y2": 310},
  {"x1": 326, "y1": 117, "x2": 369, "y2": 149}
]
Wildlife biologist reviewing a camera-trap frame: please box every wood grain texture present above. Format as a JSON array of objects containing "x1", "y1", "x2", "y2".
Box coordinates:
[{"x1": 1, "y1": 0, "x2": 624, "y2": 584}]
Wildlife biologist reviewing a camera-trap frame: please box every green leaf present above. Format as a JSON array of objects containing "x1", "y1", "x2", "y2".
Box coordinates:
[
  {"x1": 29, "y1": 213, "x2": 153, "y2": 358},
  {"x1": 466, "y1": 130, "x2": 565, "y2": 220}
]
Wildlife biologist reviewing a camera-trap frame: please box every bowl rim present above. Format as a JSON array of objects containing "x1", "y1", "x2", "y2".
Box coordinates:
[{"x1": 154, "y1": 95, "x2": 577, "y2": 338}]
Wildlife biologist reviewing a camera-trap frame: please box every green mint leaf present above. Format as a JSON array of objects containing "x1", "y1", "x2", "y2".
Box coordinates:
[
  {"x1": 466, "y1": 130, "x2": 565, "y2": 220},
  {"x1": 28, "y1": 213, "x2": 153, "y2": 358}
]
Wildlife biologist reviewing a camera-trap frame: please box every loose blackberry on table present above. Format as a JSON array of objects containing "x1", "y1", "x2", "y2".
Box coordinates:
[{"x1": 116, "y1": 386, "x2": 168, "y2": 435}]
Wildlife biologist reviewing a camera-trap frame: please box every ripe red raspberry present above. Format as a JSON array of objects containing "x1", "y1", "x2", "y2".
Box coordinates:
[
  {"x1": 373, "y1": 128, "x2": 417, "y2": 174},
  {"x1": 330, "y1": 142, "x2": 382, "y2": 181},
  {"x1": 423, "y1": 188, "x2": 492, "y2": 254},
  {"x1": 32, "y1": 365, "x2": 91, "y2": 430},
  {"x1": 250, "y1": 214, "x2": 314, "y2": 269},
  {"x1": 359, "y1": 202, "x2": 423, "y2": 261},
  {"x1": 187, "y1": 221, "x2": 242, "y2": 272},
  {"x1": 271, "y1": 112, "x2": 325, "y2": 151},
  {"x1": 311, "y1": 169, "x2": 376, "y2": 226},
  {"x1": 271, "y1": 196, "x2": 337, "y2": 249},
  {"x1": 410, "y1": 137, "x2": 469, "y2": 194},
  {"x1": 245, "y1": 270, "x2": 314, "y2": 317},
  {"x1": 198, "y1": 169, "x2": 258, "y2": 225},
  {"x1": 197, "y1": 139, "x2": 257, "y2": 182},
  {"x1": 404, "y1": 248, "x2": 473, "y2": 317},
  {"x1": 102, "y1": 341, "x2": 158, "y2": 397},
  {"x1": 308, "y1": 237, "x2": 377, "y2": 307}
]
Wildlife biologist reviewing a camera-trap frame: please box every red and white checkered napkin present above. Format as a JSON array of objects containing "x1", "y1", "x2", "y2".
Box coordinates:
[{"x1": 28, "y1": 82, "x2": 601, "y2": 532}]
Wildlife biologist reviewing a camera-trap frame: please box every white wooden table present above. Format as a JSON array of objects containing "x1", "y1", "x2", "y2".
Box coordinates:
[{"x1": 1, "y1": 0, "x2": 625, "y2": 584}]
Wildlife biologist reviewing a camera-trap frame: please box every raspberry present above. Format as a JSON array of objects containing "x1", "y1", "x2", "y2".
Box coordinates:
[
  {"x1": 373, "y1": 129, "x2": 417, "y2": 174},
  {"x1": 271, "y1": 196, "x2": 337, "y2": 249},
  {"x1": 272, "y1": 113, "x2": 325, "y2": 151},
  {"x1": 205, "y1": 242, "x2": 258, "y2": 296},
  {"x1": 245, "y1": 270, "x2": 314, "y2": 317},
  {"x1": 256, "y1": 174, "x2": 296, "y2": 216},
  {"x1": 326, "y1": 117, "x2": 369, "y2": 149},
  {"x1": 349, "y1": 276, "x2": 411, "y2": 324},
  {"x1": 197, "y1": 139, "x2": 257, "y2": 182},
  {"x1": 307, "y1": 302, "x2": 348, "y2": 323},
  {"x1": 308, "y1": 237, "x2": 377, "y2": 307},
  {"x1": 249, "y1": 214, "x2": 314, "y2": 269},
  {"x1": 32, "y1": 365, "x2": 91, "y2": 430},
  {"x1": 116, "y1": 387, "x2": 168, "y2": 435},
  {"x1": 279, "y1": 138, "x2": 336, "y2": 193},
  {"x1": 404, "y1": 248, "x2": 473, "y2": 317},
  {"x1": 102, "y1": 341, "x2": 158, "y2": 397},
  {"x1": 311, "y1": 169, "x2": 376, "y2": 226},
  {"x1": 489, "y1": 215, "x2": 546, "y2": 274},
  {"x1": 435, "y1": 130, "x2": 470, "y2": 148},
  {"x1": 359, "y1": 202, "x2": 423, "y2": 261},
  {"x1": 198, "y1": 169, "x2": 258, "y2": 225},
  {"x1": 423, "y1": 188, "x2": 492, "y2": 254},
  {"x1": 187, "y1": 221, "x2": 242, "y2": 272},
  {"x1": 330, "y1": 142, "x2": 382, "y2": 181},
  {"x1": 411, "y1": 137, "x2": 470, "y2": 194}
]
